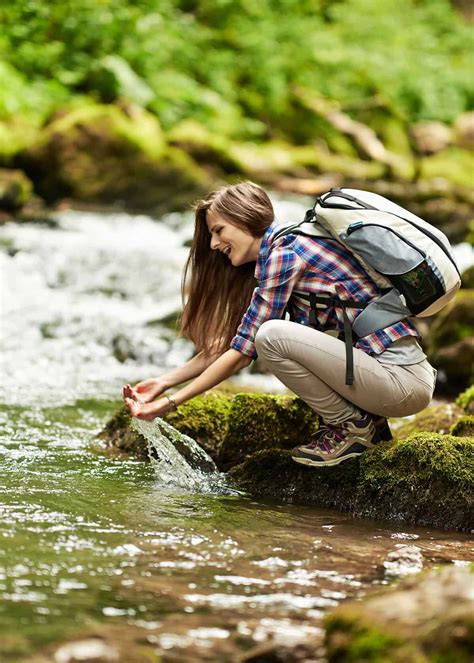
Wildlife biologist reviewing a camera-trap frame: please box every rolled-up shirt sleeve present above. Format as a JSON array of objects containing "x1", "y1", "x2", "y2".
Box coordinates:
[{"x1": 230, "y1": 243, "x2": 306, "y2": 359}]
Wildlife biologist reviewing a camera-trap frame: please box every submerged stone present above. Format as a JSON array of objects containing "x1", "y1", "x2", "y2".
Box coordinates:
[{"x1": 325, "y1": 565, "x2": 474, "y2": 663}]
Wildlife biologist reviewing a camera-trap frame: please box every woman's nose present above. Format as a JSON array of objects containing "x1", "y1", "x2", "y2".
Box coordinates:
[{"x1": 210, "y1": 235, "x2": 220, "y2": 250}]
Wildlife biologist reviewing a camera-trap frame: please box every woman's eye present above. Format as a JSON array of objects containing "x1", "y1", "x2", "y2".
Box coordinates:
[{"x1": 216, "y1": 228, "x2": 222, "y2": 235}]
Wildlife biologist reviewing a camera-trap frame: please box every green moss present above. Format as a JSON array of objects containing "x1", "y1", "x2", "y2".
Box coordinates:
[
  {"x1": 456, "y1": 386, "x2": 474, "y2": 414},
  {"x1": 325, "y1": 567, "x2": 474, "y2": 663},
  {"x1": 361, "y1": 433, "x2": 473, "y2": 490},
  {"x1": 19, "y1": 103, "x2": 210, "y2": 211},
  {"x1": 393, "y1": 404, "x2": 463, "y2": 440},
  {"x1": 218, "y1": 393, "x2": 319, "y2": 469},
  {"x1": 325, "y1": 610, "x2": 404, "y2": 662},
  {"x1": 450, "y1": 416, "x2": 474, "y2": 437},
  {"x1": 100, "y1": 394, "x2": 473, "y2": 530},
  {"x1": 165, "y1": 392, "x2": 232, "y2": 460},
  {"x1": 230, "y1": 433, "x2": 473, "y2": 530},
  {"x1": 167, "y1": 120, "x2": 244, "y2": 175},
  {"x1": 97, "y1": 404, "x2": 148, "y2": 458},
  {"x1": 41, "y1": 103, "x2": 166, "y2": 160},
  {"x1": 420, "y1": 147, "x2": 474, "y2": 189}
]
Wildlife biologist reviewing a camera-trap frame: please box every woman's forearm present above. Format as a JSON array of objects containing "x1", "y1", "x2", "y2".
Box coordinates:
[
  {"x1": 161, "y1": 351, "x2": 220, "y2": 389},
  {"x1": 172, "y1": 349, "x2": 252, "y2": 405}
]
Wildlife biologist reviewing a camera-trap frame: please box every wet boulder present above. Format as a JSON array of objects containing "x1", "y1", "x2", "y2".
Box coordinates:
[
  {"x1": 18, "y1": 103, "x2": 210, "y2": 213},
  {"x1": 97, "y1": 404, "x2": 217, "y2": 473},
  {"x1": 426, "y1": 290, "x2": 474, "y2": 393},
  {"x1": 229, "y1": 433, "x2": 474, "y2": 531},
  {"x1": 101, "y1": 392, "x2": 318, "y2": 466},
  {"x1": 325, "y1": 565, "x2": 474, "y2": 663},
  {"x1": 454, "y1": 111, "x2": 474, "y2": 150},
  {"x1": 98, "y1": 404, "x2": 149, "y2": 459},
  {"x1": 166, "y1": 392, "x2": 232, "y2": 461}
]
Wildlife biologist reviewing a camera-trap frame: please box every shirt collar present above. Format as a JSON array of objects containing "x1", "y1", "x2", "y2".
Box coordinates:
[{"x1": 255, "y1": 220, "x2": 279, "y2": 278}]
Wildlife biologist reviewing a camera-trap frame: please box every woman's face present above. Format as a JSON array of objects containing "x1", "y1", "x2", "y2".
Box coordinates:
[{"x1": 206, "y1": 209, "x2": 263, "y2": 266}]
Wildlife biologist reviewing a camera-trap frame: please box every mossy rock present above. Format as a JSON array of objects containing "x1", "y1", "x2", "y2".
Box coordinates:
[
  {"x1": 450, "y1": 415, "x2": 474, "y2": 437},
  {"x1": 426, "y1": 290, "x2": 474, "y2": 393},
  {"x1": 456, "y1": 385, "x2": 474, "y2": 414},
  {"x1": 165, "y1": 392, "x2": 232, "y2": 461},
  {"x1": 393, "y1": 403, "x2": 463, "y2": 440},
  {"x1": 217, "y1": 393, "x2": 319, "y2": 470},
  {"x1": 230, "y1": 140, "x2": 385, "y2": 182},
  {"x1": 325, "y1": 566, "x2": 474, "y2": 663},
  {"x1": 100, "y1": 394, "x2": 473, "y2": 530},
  {"x1": 101, "y1": 392, "x2": 317, "y2": 466},
  {"x1": 18, "y1": 103, "x2": 210, "y2": 212},
  {"x1": 0, "y1": 168, "x2": 33, "y2": 210},
  {"x1": 97, "y1": 404, "x2": 149, "y2": 459},
  {"x1": 229, "y1": 433, "x2": 474, "y2": 531},
  {"x1": 167, "y1": 120, "x2": 244, "y2": 176}
]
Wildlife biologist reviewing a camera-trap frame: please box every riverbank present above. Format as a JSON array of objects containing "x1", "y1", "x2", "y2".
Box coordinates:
[{"x1": 1, "y1": 101, "x2": 473, "y2": 246}]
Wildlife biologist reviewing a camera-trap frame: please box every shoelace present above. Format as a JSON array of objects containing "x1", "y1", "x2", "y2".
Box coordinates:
[{"x1": 307, "y1": 423, "x2": 347, "y2": 453}]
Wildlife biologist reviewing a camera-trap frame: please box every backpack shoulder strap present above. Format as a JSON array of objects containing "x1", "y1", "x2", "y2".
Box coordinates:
[{"x1": 272, "y1": 208, "x2": 333, "y2": 244}]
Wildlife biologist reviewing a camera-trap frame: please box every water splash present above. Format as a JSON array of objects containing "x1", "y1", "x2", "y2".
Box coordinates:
[{"x1": 132, "y1": 417, "x2": 232, "y2": 494}]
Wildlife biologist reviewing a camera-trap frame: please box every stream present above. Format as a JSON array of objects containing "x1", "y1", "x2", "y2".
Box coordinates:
[{"x1": 1, "y1": 198, "x2": 473, "y2": 662}]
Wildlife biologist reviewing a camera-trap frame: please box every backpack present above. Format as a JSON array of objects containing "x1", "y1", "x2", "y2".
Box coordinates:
[{"x1": 273, "y1": 188, "x2": 461, "y2": 385}]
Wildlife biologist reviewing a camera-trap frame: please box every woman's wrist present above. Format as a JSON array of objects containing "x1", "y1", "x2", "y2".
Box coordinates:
[{"x1": 165, "y1": 395, "x2": 178, "y2": 412}]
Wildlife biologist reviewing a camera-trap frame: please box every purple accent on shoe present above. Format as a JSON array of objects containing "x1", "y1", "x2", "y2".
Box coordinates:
[{"x1": 292, "y1": 412, "x2": 377, "y2": 467}]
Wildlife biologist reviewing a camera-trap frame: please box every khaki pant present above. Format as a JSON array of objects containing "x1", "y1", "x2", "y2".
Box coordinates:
[{"x1": 255, "y1": 320, "x2": 436, "y2": 424}]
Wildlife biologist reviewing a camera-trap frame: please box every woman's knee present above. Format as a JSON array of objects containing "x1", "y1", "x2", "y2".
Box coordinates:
[{"x1": 255, "y1": 319, "x2": 289, "y2": 356}]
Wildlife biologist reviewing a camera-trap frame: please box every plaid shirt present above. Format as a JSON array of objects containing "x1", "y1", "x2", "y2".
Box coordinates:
[{"x1": 231, "y1": 221, "x2": 419, "y2": 359}]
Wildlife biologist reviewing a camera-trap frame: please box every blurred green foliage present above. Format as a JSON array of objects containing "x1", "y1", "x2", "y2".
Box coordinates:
[{"x1": 1, "y1": 0, "x2": 472, "y2": 141}]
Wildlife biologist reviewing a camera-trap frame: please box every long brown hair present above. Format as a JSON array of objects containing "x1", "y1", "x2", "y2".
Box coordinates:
[{"x1": 180, "y1": 181, "x2": 274, "y2": 355}]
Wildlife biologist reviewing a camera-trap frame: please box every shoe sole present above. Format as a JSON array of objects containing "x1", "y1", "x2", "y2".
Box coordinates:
[{"x1": 291, "y1": 451, "x2": 364, "y2": 467}]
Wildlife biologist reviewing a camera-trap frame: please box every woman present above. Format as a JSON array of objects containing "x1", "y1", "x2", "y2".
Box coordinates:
[{"x1": 123, "y1": 181, "x2": 436, "y2": 467}]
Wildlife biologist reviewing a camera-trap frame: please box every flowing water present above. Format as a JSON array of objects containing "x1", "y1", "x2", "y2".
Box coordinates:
[{"x1": 1, "y1": 200, "x2": 473, "y2": 662}]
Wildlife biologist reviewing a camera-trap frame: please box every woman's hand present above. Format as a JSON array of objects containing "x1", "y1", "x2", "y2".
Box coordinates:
[
  {"x1": 122, "y1": 378, "x2": 168, "y2": 404},
  {"x1": 124, "y1": 396, "x2": 171, "y2": 421}
]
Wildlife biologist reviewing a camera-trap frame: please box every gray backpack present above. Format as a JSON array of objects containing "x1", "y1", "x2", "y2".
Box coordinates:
[{"x1": 273, "y1": 188, "x2": 461, "y2": 385}]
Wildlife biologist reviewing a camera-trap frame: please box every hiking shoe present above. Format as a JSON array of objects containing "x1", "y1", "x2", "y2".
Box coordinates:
[{"x1": 291, "y1": 413, "x2": 376, "y2": 467}]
